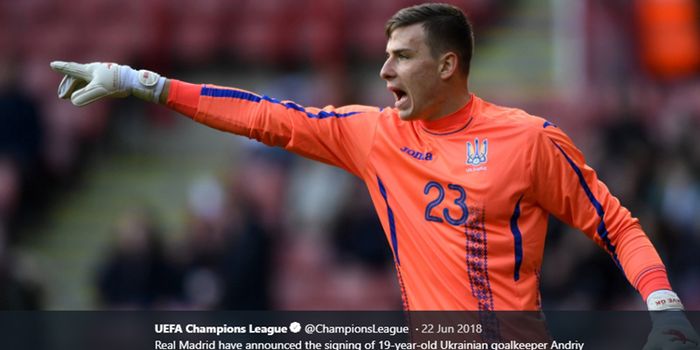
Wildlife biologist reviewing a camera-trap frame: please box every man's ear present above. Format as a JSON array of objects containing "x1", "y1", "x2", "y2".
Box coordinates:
[{"x1": 438, "y1": 52, "x2": 459, "y2": 80}]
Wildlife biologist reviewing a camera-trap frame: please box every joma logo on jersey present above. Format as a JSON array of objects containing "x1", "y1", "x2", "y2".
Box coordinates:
[
  {"x1": 466, "y1": 138, "x2": 488, "y2": 166},
  {"x1": 401, "y1": 146, "x2": 433, "y2": 161}
]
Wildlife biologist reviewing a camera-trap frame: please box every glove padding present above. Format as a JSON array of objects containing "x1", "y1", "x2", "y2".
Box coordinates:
[
  {"x1": 50, "y1": 61, "x2": 164, "y2": 106},
  {"x1": 644, "y1": 311, "x2": 700, "y2": 350}
]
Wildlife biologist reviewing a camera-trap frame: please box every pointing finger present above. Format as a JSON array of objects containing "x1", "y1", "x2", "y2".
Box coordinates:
[{"x1": 50, "y1": 61, "x2": 92, "y2": 81}]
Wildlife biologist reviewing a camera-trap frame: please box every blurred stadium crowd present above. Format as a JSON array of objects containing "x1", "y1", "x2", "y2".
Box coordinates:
[{"x1": 0, "y1": 0, "x2": 699, "y2": 310}]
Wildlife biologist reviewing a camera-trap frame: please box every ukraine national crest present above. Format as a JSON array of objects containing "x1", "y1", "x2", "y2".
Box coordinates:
[{"x1": 466, "y1": 138, "x2": 488, "y2": 166}]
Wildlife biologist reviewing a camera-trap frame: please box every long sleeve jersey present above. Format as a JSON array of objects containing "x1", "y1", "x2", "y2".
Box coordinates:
[{"x1": 167, "y1": 80, "x2": 671, "y2": 310}]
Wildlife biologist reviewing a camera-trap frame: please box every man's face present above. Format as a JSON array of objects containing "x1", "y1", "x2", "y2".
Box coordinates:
[{"x1": 380, "y1": 23, "x2": 444, "y2": 121}]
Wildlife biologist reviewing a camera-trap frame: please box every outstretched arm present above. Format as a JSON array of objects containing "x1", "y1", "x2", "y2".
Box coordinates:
[{"x1": 50, "y1": 61, "x2": 381, "y2": 177}]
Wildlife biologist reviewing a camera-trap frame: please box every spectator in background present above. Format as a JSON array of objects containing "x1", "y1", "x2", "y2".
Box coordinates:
[
  {"x1": 0, "y1": 157, "x2": 22, "y2": 232},
  {"x1": 177, "y1": 149, "x2": 288, "y2": 309},
  {"x1": 96, "y1": 208, "x2": 180, "y2": 308},
  {"x1": 0, "y1": 56, "x2": 43, "y2": 233},
  {"x1": 0, "y1": 57, "x2": 43, "y2": 175},
  {"x1": 331, "y1": 180, "x2": 393, "y2": 270},
  {"x1": 0, "y1": 233, "x2": 44, "y2": 309},
  {"x1": 0, "y1": 57, "x2": 45, "y2": 310},
  {"x1": 218, "y1": 149, "x2": 289, "y2": 309}
]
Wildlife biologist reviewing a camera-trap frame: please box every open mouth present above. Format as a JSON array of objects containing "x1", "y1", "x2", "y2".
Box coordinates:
[{"x1": 389, "y1": 87, "x2": 408, "y2": 108}]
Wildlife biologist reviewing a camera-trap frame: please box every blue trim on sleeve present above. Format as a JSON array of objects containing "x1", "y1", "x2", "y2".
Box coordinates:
[
  {"x1": 201, "y1": 86, "x2": 261, "y2": 102},
  {"x1": 200, "y1": 86, "x2": 362, "y2": 119},
  {"x1": 510, "y1": 195, "x2": 524, "y2": 281},
  {"x1": 377, "y1": 176, "x2": 400, "y2": 265},
  {"x1": 551, "y1": 141, "x2": 621, "y2": 268}
]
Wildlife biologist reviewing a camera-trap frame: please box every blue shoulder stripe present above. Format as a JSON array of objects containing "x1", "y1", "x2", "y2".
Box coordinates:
[{"x1": 200, "y1": 86, "x2": 362, "y2": 119}]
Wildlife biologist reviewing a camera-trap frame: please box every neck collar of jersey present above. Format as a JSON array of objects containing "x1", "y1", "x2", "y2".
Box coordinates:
[{"x1": 418, "y1": 94, "x2": 476, "y2": 135}]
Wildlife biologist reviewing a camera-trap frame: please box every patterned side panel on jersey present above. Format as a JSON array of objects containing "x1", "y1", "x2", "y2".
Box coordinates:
[
  {"x1": 395, "y1": 266, "x2": 410, "y2": 311},
  {"x1": 465, "y1": 206, "x2": 494, "y2": 309},
  {"x1": 465, "y1": 206, "x2": 500, "y2": 342}
]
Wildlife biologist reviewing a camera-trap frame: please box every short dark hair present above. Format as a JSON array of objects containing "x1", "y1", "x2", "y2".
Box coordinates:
[{"x1": 385, "y1": 3, "x2": 474, "y2": 76}]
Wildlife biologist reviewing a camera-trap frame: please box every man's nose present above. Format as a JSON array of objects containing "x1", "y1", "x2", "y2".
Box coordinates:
[{"x1": 380, "y1": 60, "x2": 395, "y2": 80}]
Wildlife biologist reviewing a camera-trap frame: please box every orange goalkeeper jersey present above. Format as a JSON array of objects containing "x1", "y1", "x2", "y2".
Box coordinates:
[{"x1": 167, "y1": 81, "x2": 670, "y2": 310}]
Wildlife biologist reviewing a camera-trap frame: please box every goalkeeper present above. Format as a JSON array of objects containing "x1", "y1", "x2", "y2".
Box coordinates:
[{"x1": 51, "y1": 3, "x2": 697, "y2": 348}]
